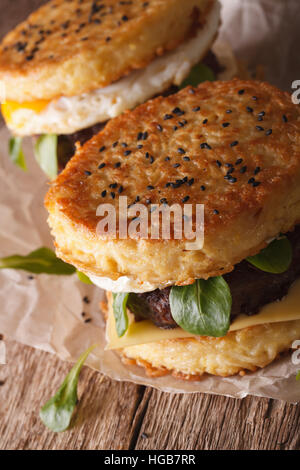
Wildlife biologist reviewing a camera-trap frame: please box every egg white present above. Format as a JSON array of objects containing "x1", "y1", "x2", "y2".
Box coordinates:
[{"x1": 9, "y1": 0, "x2": 221, "y2": 136}]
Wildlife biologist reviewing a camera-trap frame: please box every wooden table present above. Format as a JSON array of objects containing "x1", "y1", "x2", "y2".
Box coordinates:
[{"x1": 0, "y1": 0, "x2": 299, "y2": 451}]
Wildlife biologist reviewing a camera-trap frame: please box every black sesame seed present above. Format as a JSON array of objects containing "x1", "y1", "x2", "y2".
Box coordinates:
[
  {"x1": 149, "y1": 156, "x2": 155, "y2": 164},
  {"x1": 105, "y1": 36, "x2": 111, "y2": 42},
  {"x1": 114, "y1": 162, "x2": 121, "y2": 168},
  {"x1": 146, "y1": 199, "x2": 151, "y2": 205},
  {"x1": 257, "y1": 116, "x2": 264, "y2": 122},
  {"x1": 147, "y1": 185, "x2": 154, "y2": 190},
  {"x1": 109, "y1": 183, "x2": 118, "y2": 189},
  {"x1": 200, "y1": 143, "x2": 212, "y2": 150},
  {"x1": 137, "y1": 144, "x2": 143, "y2": 149},
  {"x1": 188, "y1": 178, "x2": 194, "y2": 186},
  {"x1": 265, "y1": 129, "x2": 272, "y2": 136},
  {"x1": 216, "y1": 160, "x2": 222, "y2": 168},
  {"x1": 252, "y1": 181, "x2": 261, "y2": 187},
  {"x1": 160, "y1": 198, "x2": 167, "y2": 203},
  {"x1": 84, "y1": 170, "x2": 92, "y2": 176},
  {"x1": 192, "y1": 106, "x2": 200, "y2": 112},
  {"x1": 84, "y1": 319, "x2": 92, "y2": 324},
  {"x1": 164, "y1": 114, "x2": 173, "y2": 120},
  {"x1": 122, "y1": 15, "x2": 129, "y2": 21},
  {"x1": 235, "y1": 158, "x2": 243, "y2": 165},
  {"x1": 226, "y1": 167, "x2": 235, "y2": 175},
  {"x1": 173, "y1": 126, "x2": 178, "y2": 131},
  {"x1": 182, "y1": 196, "x2": 190, "y2": 203},
  {"x1": 172, "y1": 107, "x2": 185, "y2": 116},
  {"x1": 183, "y1": 156, "x2": 190, "y2": 161},
  {"x1": 238, "y1": 89, "x2": 245, "y2": 95},
  {"x1": 137, "y1": 132, "x2": 143, "y2": 140},
  {"x1": 230, "y1": 141, "x2": 239, "y2": 147},
  {"x1": 101, "y1": 190, "x2": 107, "y2": 197},
  {"x1": 173, "y1": 163, "x2": 181, "y2": 168},
  {"x1": 165, "y1": 156, "x2": 170, "y2": 161},
  {"x1": 226, "y1": 109, "x2": 232, "y2": 114},
  {"x1": 189, "y1": 88, "x2": 195, "y2": 94},
  {"x1": 256, "y1": 125, "x2": 264, "y2": 131},
  {"x1": 142, "y1": 132, "x2": 148, "y2": 140},
  {"x1": 110, "y1": 192, "x2": 116, "y2": 199},
  {"x1": 246, "y1": 106, "x2": 253, "y2": 113},
  {"x1": 99, "y1": 146, "x2": 106, "y2": 152},
  {"x1": 145, "y1": 152, "x2": 149, "y2": 159},
  {"x1": 124, "y1": 150, "x2": 131, "y2": 156},
  {"x1": 179, "y1": 119, "x2": 187, "y2": 126},
  {"x1": 200, "y1": 185, "x2": 206, "y2": 191},
  {"x1": 112, "y1": 141, "x2": 118, "y2": 148},
  {"x1": 225, "y1": 162, "x2": 233, "y2": 168},
  {"x1": 135, "y1": 196, "x2": 140, "y2": 202},
  {"x1": 240, "y1": 166, "x2": 247, "y2": 174},
  {"x1": 252, "y1": 96, "x2": 258, "y2": 100},
  {"x1": 213, "y1": 209, "x2": 219, "y2": 215},
  {"x1": 98, "y1": 163, "x2": 106, "y2": 169},
  {"x1": 183, "y1": 177, "x2": 188, "y2": 183},
  {"x1": 228, "y1": 176, "x2": 237, "y2": 183},
  {"x1": 248, "y1": 177, "x2": 255, "y2": 184},
  {"x1": 222, "y1": 122, "x2": 230, "y2": 128},
  {"x1": 254, "y1": 166, "x2": 261, "y2": 175},
  {"x1": 121, "y1": 142, "x2": 128, "y2": 147},
  {"x1": 83, "y1": 296, "x2": 90, "y2": 304},
  {"x1": 118, "y1": 186, "x2": 124, "y2": 194},
  {"x1": 282, "y1": 114, "x2": 288, "y2": 123},
  {"x1": 202, "y1": 119, "x2": 208, "y2": 124},
  {"x1": 177, "y1": 148, "x2": 185, "y2": 154},
  {"x1": 157, "y1": 124, "x2": 163, "y2": 132},
  {"x1": 258, "y1": 111, "x2": 265, "y2": 117},
  {"x1": 26, "y1": 55, "x2": 34, "y2": 61}
]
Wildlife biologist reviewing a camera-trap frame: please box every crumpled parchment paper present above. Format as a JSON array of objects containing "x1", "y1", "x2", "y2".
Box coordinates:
[{"x1": 0, "y1": 0, "x2": 299, "y2": 402}]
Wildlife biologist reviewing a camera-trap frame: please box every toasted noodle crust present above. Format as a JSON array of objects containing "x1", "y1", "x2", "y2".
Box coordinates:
[
  {"x1": 0, "y1": 0, "x2": 212, "y2": 101},
  {"x1": 121, "y1": 322, "x2": 300, "y2": 378},
  {"x1": 105, "y1": 294, "x2": 300, "y2": 377},
  {"x1": 45, "y1": 80, "x2": 300, "y2": 285}
]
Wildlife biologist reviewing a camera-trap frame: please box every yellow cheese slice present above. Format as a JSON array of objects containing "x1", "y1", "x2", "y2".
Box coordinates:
[
  {"x1": 1, "y1": 99, "x2": 50, "y2": 123},
  {"x1": 106, "y1": 278, "x2": 300, "y2": 350}
]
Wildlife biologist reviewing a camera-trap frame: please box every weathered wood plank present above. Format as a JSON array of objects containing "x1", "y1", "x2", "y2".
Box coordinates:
[
  {"x1": 0, "y1": 340, "x2": 299, "y2": 450},
  {"x1": 0, "y1": 340, "x2": 144, "y2": 450}
]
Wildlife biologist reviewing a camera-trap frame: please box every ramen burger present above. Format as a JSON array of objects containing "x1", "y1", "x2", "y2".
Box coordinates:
[{"x1": 45, "y1": 79, "x2": 300, "y2": 379}]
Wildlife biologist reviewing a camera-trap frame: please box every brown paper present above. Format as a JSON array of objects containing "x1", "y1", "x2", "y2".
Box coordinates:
[{"x1": 0, "y1": 0, "x2": 300, "y2": 402}]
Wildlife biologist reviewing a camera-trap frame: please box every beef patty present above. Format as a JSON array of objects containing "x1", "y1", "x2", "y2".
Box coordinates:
[{"x1": 127, "y1": 226, "x2": 300, "y2": 329}]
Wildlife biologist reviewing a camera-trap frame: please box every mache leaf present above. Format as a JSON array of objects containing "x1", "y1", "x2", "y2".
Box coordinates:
[
  {"x1": 34, "y1": 134, "x2": 58, "y2": 180},
  {"x1": 0, "y1": 247, "x2": 76, "y2": 275},
  {"x1": 179, "y1": 63, "x2": 215, "y2": 89},
  {"x1": 112, "y1": 293, "x2": 130, "y2": 337},
  {"x1": 169, "y1": 277, "x2": 231, "y2": 337},
  {"x1": 8, "y1": 136, "x2": 27, "y2": 171},
  {"x1": 246, "y1": 237, "x2": 292, "y2": 274},
  {"x1": 77, "y1": 271, "x2": 93, "y2": 285},
  {"x1": 40, "y1": 345, "x2": 97, "y2": 432}
]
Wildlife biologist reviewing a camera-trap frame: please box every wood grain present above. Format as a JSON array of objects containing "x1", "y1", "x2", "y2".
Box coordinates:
[
  {"x1": 0, "y1": 0, "x2": 299, "y2": 451},
  {"x1": 0, "y1": 340, "x2": 299, "y2": 450}
]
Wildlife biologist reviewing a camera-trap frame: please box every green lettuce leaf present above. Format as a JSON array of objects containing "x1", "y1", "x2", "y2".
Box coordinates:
[
  {"x1": 247, "y1": 237, "x2": 292, "y2": 274},
  {"x1": 169, "y1": 277, "x2": 231, "y2": 337},
  {"x1": 34, "y1": 134, "x2": 58, "y2": 180},
  {"x1": 179, "y1": 63, "x2": 215, "y2": 89},
  {"x1": 40, "y1": 345, "x2": 97, "y2": 432},
  {"x1": 8, "y1": 136, "x2": 27, "y2": 171},
  {"x1": 0, "y1": 247, "x2": 76, "y2": 275}
]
